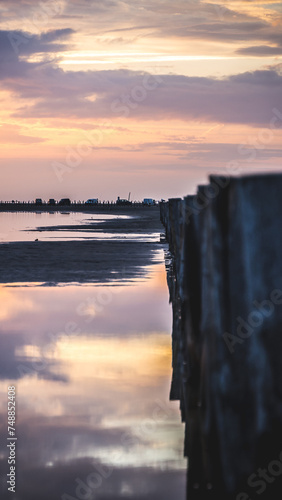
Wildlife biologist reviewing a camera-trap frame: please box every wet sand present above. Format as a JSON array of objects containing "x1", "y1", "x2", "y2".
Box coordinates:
[{"x1": 0, "y1": 207, "x2": 164, "y2": 284}]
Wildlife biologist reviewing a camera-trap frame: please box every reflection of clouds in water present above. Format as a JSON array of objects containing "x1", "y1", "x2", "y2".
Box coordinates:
[
  {"x1": 0, "y1": 263, "x2": 169, "y2": 339},
  {"x1": 0, "y1": 286, "x2": 35, "y2": 321},
  {"x1": 11, "y1": 402, "x2": 185, "y2": 468},
  {"x1": 15, "y1": 418, "x2": 134, "y2": 466},
  {"x1": 0, "y1": 333, "x2": 67, "y2": 382},
  {"x1": 0, "y1": 212, "x2": 130, "y2": 243},
  {"x1": 0, "y1": 264, "x2": 186, "y2": 499},
  {"x1": 2, "y1": 333, "x2": 185, "y2": 468},
  {"x1": 0, "y1": 265, "x2": 171, "y2": 386},
  {"x1": 0, "y1": 334, "x2": 186, "y2": 497}
]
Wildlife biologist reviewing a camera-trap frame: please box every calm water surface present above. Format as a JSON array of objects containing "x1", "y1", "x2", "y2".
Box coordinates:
[{"x1": 0, "y1": 213, "x2": 186, "y2": 500}]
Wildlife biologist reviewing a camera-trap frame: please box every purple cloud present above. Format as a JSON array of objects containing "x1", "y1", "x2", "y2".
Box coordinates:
[{"x1": 1, "y1": 60, "x2": 280, "y2": 126}]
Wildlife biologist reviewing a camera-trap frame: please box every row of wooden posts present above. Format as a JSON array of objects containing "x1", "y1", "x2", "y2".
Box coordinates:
[{"x1": 160, "y1": 174, "x2": 282, "y2": 499}]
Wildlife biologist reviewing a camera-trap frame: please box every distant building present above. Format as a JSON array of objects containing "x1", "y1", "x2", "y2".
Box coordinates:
[{"x1": 35, "y1": 198, "x2": 43, "y2": 205}]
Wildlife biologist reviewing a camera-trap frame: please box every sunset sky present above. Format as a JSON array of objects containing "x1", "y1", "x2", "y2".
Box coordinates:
[{"x1": 0, "y1": 0, "x2": 282, "y2": 201}]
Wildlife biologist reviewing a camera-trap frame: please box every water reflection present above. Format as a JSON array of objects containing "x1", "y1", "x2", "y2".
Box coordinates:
[
  {"x1": 0, "y1": 264, "x2": 186, "y2": 499},
  {"x1": 0, "y1": 212, "x2": 159, "y2": 242},
  {"x1": 0, "y1": 212, "x2": 130, "y2": 242}
]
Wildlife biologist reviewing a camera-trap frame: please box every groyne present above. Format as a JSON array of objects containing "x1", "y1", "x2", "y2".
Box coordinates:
[{"x1": 161, "y1": 174, "x2": 282, "y2": 499}]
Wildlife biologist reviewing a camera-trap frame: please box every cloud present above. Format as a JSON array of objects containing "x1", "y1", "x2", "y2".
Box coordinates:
[
  {"x1": 0, "y1": 5, "x2": 281, "y2": 129},
  {"x1": 1, "y1": 27, "x2": 74, "y2": 57},
  {"x1": 93, "y1": 141, "x2": 282, "y2": 166},
  {"x1": 237, "y1": 45, "x2": 282, "y2": 56},
  {"x1": 0, "y1": 27, "x2": 74, "y2": 84},
  {"x1": 0, "y1": 25, "x2": 281, "y2": 127},
  {"x1": 1, "y1": 60, "x2": 280, "y2": 126},
  {"x1": 0, "y1": 0, "x2": 278, "y2": 48},
  {"x1": 65, "y1": 0, "x2": 281, "y2": 50},
  {"x1": 0, "y1": 0, "x2": 281, "y2": 66}
]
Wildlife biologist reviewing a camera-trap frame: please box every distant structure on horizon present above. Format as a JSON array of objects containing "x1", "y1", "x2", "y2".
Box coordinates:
[{"x1": 0, "y1": 196, "x2": 162, "y2": 210}]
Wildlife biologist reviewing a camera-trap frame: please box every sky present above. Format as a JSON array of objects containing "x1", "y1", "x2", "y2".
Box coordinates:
[{"x1": 0, "y1": 0, "x2": 282, "y2": 201}]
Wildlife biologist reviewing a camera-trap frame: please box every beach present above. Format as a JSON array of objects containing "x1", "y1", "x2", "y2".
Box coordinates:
[{"x1": 0, "y1": 206, "x2": 164, "y2": 284}]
